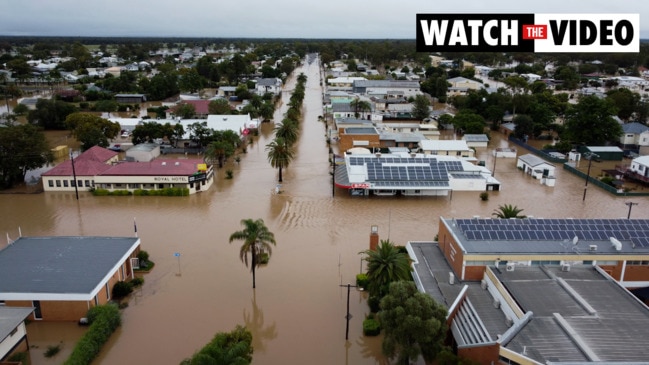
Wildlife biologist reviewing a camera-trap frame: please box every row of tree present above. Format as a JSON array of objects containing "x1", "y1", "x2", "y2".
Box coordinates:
[{"x1": 266, "y1": 73, "x2": 307, "y2": 183}]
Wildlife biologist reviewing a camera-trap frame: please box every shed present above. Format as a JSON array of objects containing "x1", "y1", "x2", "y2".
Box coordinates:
[
  {"x1": 125, "y1": 143, "x2": 160, "y2": 162},
  {"x1": 579, "y1": 146, "x2": 624, "y2": 161},
  {"x1": 517, "y1": 153, "x2": 556, "y2": 183},
  {"x1": 462, "y1": 134, "x2": 489, "y2": 148}
]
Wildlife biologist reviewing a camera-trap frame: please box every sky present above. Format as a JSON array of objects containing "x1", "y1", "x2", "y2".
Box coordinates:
[{"x1": 1, "y1": 0, "x2": 649, "y2": 39}]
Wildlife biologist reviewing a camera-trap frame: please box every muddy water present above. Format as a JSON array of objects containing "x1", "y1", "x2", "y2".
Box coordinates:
[{"x1": 1, "y1": 56, "x2": 645, "y2": 365}]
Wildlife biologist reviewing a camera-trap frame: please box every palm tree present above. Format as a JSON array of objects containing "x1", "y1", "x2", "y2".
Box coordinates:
[
  {"x1": 362, "y1": 239, "x2": 412, "y2": 298},
  {"x1": 274, "y1": 119, "x2": 299, "y2": 146},
  {"x1": 350, "y1": 98, "x2": 372, "y2": 119},
  {"x1": 266, "y1": 137, "x2": 295, "y2": 183},
  {"x1": 492, "y1": 204, "x2": 527, "y2": 219},
  {"x1": 229, "y1": 218, "x2": 276, "y2": 289}
]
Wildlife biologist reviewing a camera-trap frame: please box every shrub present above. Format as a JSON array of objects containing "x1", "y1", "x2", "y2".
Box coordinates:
[
  {"x1": 363, "y1": 317, "x2": 381, "y2": 336},
  {"x1": 368, "y1": 295, "x2": 381, "y2": 313},
  {"x1": 112, "y1": 281, "x2": 133, "y2": 299},
  {"x1": 480, "y1": 192, "x2": 489, "y2": 201},
  {"x1": 137, "y1": 250, "x2": 149, "y2": 263},
  {"x1": 131, "y1": 277, "x2": 144, "y2": 287},
  {"x1": 44, "y1": 344, "x2": 61, "y2": 358},
  {"x1": 226, "y1": 170, "x2": 234, "y2": 179},
  {"x1": 8, "y1": 351, "x2": 28, "y2": 364},
  {"x1": 91, "y1": 188, "x2": 110, "y2": 196},
  {"x1": 65, "y1": 304, "x2": 121, "y2": 365},
  {"x1": 356, "y1": 273, "x2": 369, "y2": 290}
]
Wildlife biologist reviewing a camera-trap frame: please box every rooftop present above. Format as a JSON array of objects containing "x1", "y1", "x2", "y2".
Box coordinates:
[{"x1": 0, "y1": 236, "x2": 139, "y2": 300}]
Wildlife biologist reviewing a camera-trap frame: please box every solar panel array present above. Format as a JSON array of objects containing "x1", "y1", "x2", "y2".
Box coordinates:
[
  {"x1": 348, "y1": 156, "x2": 458, "y2": 184},
  {"x1": 454, "y1": 218, "x2": 649, "y2": 248},
  {"x1": 374, "y1": 181, "x2": 450, "y2": 188}
]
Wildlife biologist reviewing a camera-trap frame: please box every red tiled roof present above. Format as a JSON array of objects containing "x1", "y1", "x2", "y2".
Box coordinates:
[
  {"x1": 171, "y1": 100, "x2": 211, "y2": 115},
  {"x1": 99, "y1": 159, "x2": 204, "y2": 176},
  {"x1": 42, "y1": 146, "x2": 117, "y2": 177},
  {"x1": 42, "y1": 159, "x2": 114, "y2": 177},
  {"x1": 76, "y1": 146, "x2": 118, "y2": 163}
]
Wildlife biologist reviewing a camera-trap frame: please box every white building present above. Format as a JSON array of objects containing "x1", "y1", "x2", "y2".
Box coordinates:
[{"x1": 418, "y1": 140, "x2": 475, "y2": 158}]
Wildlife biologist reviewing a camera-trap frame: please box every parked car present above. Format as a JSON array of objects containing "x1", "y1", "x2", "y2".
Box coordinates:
[{"x1": 108, "y1": 144, "x2": 122, "y2": 152}]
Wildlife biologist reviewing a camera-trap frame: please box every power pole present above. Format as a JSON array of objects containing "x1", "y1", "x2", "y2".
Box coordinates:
[
  {"x1": 70, "y1": 150, "x2": 79, "y2": 200},
  {"x1": 339, "y1": 283, "x2": 357, "y2": 340}
]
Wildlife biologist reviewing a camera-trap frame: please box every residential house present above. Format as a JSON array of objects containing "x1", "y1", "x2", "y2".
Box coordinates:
[
  {"x1": 216, "y1": 86, "x2": 237, "y2": 99},
  {"x1": 332, "y1": 102, "x2": 373, "y2": 121},
  {"x1": 115, "y1": 94, "x2": 147, "y2": 103},
  {"x1": 0, "y1": 236, "x2": 141, "y2": 321},
  {"x1": 626, "y1": 155, "x2": 649, "y2": 184},
  {"x1": 620, "y1": 122, "x2": 649, "y2": 148},
  {"x1": 169, "y1": 100, "x2": 211, "y2": 119},
  {"x1": 327, "y1": 77, "x2": 367, "y2": 91},
  {"x1": 446, "y1": 77, "x2": 484, "y2": 96},
  {"x1": 338, "y1": 126, "x2": 381, "y2": 152},
  {"x1": 255, "y1": 78, "x2": 282, "y2": 96}
]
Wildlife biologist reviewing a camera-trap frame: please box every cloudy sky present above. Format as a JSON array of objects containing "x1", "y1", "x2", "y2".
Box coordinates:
[{"x1": 1, "y1": 0, "x2": 648, "y2": 39}]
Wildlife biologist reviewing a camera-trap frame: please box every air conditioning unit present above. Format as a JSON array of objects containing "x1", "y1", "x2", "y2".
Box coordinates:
[
  {"x1": 449, "y1": 272, "x2": 455, "y2": 285},
  {"x1": 493, "y1": 298, "x2": 501, "y2": 309},
  {"x1": 589, "y1": 245, "x2": 598, "y2": 252},
  {"x1": 505, "y1": 317, "x2": 514, "y2": 327},
  {"x1": 561, "y1": 264, "x2": 571, "y2": 272},
  {"x1": 506, "y1": 263, "x2": 515, "y2": 272},
  {"x1": 481, "y1": 279, "x2": 488, "y2": 290}
]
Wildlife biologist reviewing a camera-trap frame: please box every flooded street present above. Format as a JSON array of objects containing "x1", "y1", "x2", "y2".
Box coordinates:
[{"x1": 1, "y1": 56, "x2": 646, "y2": 365}]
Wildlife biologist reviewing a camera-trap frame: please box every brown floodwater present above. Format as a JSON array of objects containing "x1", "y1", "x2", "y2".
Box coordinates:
[{"x1": 1, "y1": 57, "x2": 646, "y2": 365}]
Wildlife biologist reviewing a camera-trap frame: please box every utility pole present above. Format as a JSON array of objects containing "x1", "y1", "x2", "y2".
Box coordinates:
[
  {"x1": 339, "y1": 283, "x2": 357, "y2": 340},
  {"x1": 626, "y1": 202, "x2": 638, "y2": 219},
  {"x1": 70, "y1": 150, "x2": 79, "y2": 200},
  {"x1": 582, "y1": 153, "x2": 598, "y2": 202}
]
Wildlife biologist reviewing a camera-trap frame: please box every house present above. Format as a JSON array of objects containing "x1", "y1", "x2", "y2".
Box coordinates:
[
  {"x1": 216, "y1": 86, "x2": 237, "y2": 99},
  {"x1": 168, "y1": 100, "x2": 211, "y2": 119},
  {"x1": 620, "y1": 122, "x2": 649, "y2": 147},
  {"x1": 0, "y1": 307, "x2": 34, "y2": 362},
  {"x1": 0, "y1": 236, "x2": 141, "y2": 321},
  {"x1": 332, "y1": 102, "x2": 373, "y2": 121},
  {"x1": 516, "y1": 154, "x2": 556, "y2": 181},
  {"x1": 327, "y1": 77, "x2": 367, "y2": 91},
  {"x1": 462, "y1": 134, "x2": 489, "y2": 148},
  {"x1": 418, "y1": 140, "x2": 475, "y2": 158},
  {"x1": 446, "y1": 77, "x2": 484, "y2": 96},
  {"x1": 255, "y1": 78, "x2": 282, "y2": 96},
  {"x1": 626, "y1": 155, "x2": 649, "y2": 184},
  {"x1": 42, "y1": 146, "x2": 119, "y2": 192}
]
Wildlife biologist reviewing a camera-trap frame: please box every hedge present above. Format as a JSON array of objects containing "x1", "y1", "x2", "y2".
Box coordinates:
[{"x1": 64, "y1": 304, "x2": 121, "y2": 365}]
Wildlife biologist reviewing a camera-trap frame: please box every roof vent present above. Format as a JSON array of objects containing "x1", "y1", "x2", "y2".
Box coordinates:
[
  {"x1": 506, "y1": 263, "x2": 515, "y2": 272},
  {"x1": 561, "y1": 264, "x2": 571, "y2": 272},
  {"x1": 175, "y1": 162, "x2": 180, "y2": 166},
  {"x1": 161, "y1": 162, "x2": 166, "y2": 165},
  {"x1": 589, "y1": 244, "x2": 598, "y2": 252},
  {"x1": 610, "y1": 237, "x2": 622, "y2": 251}
]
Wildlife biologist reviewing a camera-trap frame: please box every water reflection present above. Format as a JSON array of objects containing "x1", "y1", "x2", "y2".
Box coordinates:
[{"x1": 243, "y1": 291, "x2": 277, "y2": 353}]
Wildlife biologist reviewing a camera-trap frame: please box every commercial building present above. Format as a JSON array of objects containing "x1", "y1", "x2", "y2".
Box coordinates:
[{"x1": 0, "y1": 236, "x2": 141, "y2": 321}]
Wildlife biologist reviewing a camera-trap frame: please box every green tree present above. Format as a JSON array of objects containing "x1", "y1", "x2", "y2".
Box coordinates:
[
  {"x1": 411, "y1": 95, "x2": 431, "y2": 120},
  {"x1": 132, "y1": 121, "x2": 165, "y2": 144},
  {"x1": 274, "y1": 119, "x2": 299, "y2": 146},
  {"x1": 350, "y1": 98, "x2": 371, "y2": 119},
  {"x1": 362, "y1": 239, "x2": 412, "y2": 299},
  {"x1": 562, "y1": 95, "x2": 622, "y2": 145},
  {"x1": 452, "y1": 112, "x2": 486, "y2": 135},
  {"x1": 205, "y1": 140, "x2": 234, "y2": 168},
  {"x1": 178, "y1": 68, "x2": 204, "y2": 93},
  {"x1": 606, "y1": 88, "x2": 641, "y2": 121},
  {"x1": 379, "y1": 281, "x2": 448, "y2": 365},
  {"x1": 229, "y1": 219, "x2": 276, "y2": 289},
  {"x1": 27, "y1": 99, "x2": 78, "y2": 130},
  {"x1": 175, "y1": 103, "x2": 196, "y2": 119},
  {"x1": 66, "y1": 112, "x2": 120, "y2": 151},
  {"x1": 209, "y1": 99, "x2": 232, "y2": 115},
  {"x1": 492, "y1": 204, "x2": 527, "y2": 219},
  {"x1": 180, "y1": 325, "x2": 253, "y2": 365},
  {"x1": 0, "y1": 124, "x2": 53, "y2": 189},
  {"x1": 512, "y1": 114, "x2": 535, "y2": 140},
  {"x1": 266, "y1": 137, "x2": 294, "y2": 183}
]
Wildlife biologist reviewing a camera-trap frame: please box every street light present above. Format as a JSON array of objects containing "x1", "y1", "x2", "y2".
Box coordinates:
[
  {"x1": 626, "y1": 202, "x2": 638, "y2": 219},
  {"x1": 582, "y1": 152, "x2": 599, "y2": 201}
]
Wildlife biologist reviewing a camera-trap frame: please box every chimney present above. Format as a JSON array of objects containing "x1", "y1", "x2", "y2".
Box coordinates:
[{"x1": 369, "y1": 225, "x2": 379, "y2": 250}]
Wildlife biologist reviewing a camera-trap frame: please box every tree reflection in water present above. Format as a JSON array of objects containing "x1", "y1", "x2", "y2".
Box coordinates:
[{"x1": 243, "y1": 290, "x2": 277, "y2": 353}]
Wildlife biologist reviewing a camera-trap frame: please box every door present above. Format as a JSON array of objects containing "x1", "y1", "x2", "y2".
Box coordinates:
[{"x1": 32, "y1": 300, "x2": 42, "y2": 320}]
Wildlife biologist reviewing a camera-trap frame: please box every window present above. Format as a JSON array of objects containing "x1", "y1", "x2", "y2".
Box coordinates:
[
  {"x1": 85, "y1": 180, "x2": 91, "y2": 187},
  {"x1": 63, "y1": 180, "x2": 69, "y2": 187},
  {"x1": 71, "y1": 180, "x2": 76, "y2": 187},
  {"x1": 48, "y1": 180, "x2": 54, "y2": 187},
  {"x1": 56, "y1": 180, "x2": 61, "y2": 187}
]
